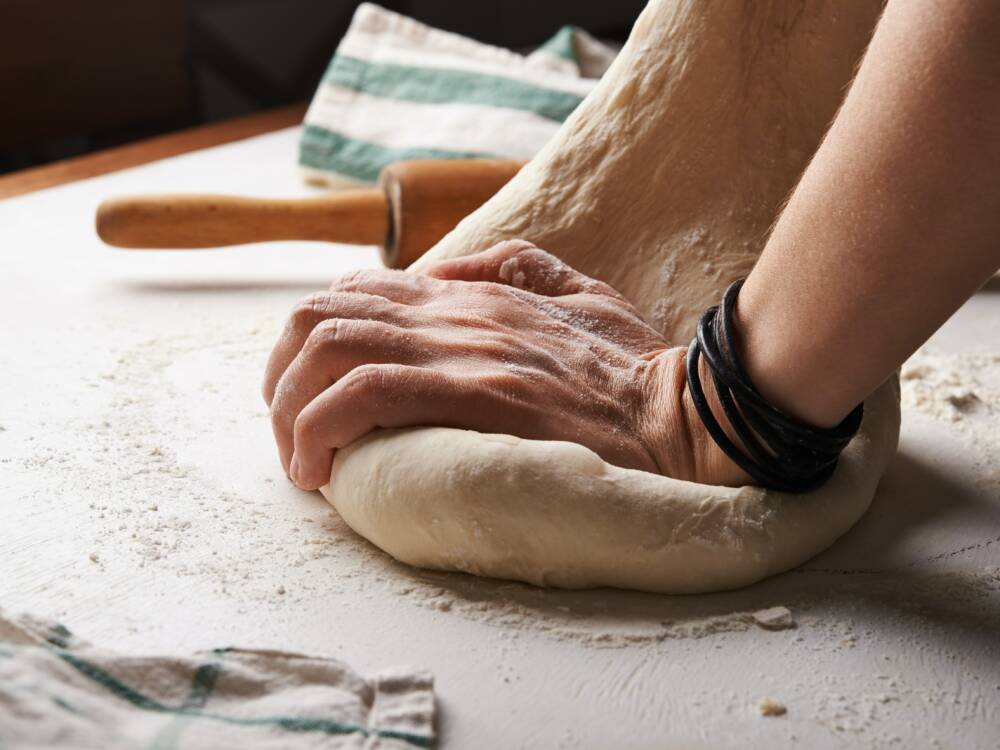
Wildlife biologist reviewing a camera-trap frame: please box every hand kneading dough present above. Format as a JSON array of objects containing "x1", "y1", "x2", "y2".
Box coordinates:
[{"x1": 320, "y1": 0, "x2": 901, "y2": 594}]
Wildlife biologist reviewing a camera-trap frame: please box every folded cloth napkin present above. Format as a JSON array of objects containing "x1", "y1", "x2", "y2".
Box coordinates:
[
  {"x1": 0, "y1": 610, "x2": 434, "y2": 749},
  {"x1": 299, "y1": 3, "x2": 618, "y2": 188}
]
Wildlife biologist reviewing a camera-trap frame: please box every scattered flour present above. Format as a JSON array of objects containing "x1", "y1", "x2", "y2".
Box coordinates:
[
  {"x1": 9, "y1": 311, "x2": 998, "y2": 693},
  {"x1": 902, "y1": 348, "x2": 999, "y2": 433},
  {"x1": 901, "y1": 347, "x2": 1000, "y2": 495}
]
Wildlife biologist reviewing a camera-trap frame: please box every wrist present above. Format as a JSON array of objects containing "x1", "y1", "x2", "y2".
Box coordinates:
[{"x1": 640, "y1": 347, "x2": 752, "y2": 487}]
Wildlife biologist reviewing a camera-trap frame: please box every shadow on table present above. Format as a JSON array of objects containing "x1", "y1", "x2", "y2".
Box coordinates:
[
  {"x1": 804, "y1": 450, "x2": 994, "y2": 573},
  {"x1": 390, "y1": 446, "x2": 1000, "y2": 642}
]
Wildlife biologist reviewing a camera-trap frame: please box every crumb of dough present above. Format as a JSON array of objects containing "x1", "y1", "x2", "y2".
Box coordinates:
[
  {"x1": 758, "y1": 699, "x2": 787, "y2": 717},
  {"x1": 751, "y1": 606, "x2": 795, "y2": 630},
  {"x1": 945, "y1": 390, "x2": 981, "y2": 413}
]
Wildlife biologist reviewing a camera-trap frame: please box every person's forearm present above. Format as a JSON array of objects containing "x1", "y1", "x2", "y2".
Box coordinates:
[{"x1": 737, "y1": 0, "x2": 1000, "y2": 428}]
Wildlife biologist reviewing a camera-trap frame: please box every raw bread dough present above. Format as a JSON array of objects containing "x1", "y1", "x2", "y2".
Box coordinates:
[
  {"x1": 324, "y1": 381, "x2": 897, "y2": 594},
  {"x1": 410, "y1": 0, "x2": 887, "y2": 338},
  {"x1": 321, "y1": 0, "x2": 901, "y2": 594}
]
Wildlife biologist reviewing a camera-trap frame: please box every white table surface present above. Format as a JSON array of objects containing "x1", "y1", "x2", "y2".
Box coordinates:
[{"x1": 2, "y1": 128, "x2": 998, "y2": 749}]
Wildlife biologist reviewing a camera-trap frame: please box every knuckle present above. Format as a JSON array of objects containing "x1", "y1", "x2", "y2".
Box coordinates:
[
  {"x1": 526, "y1": 252, "x2": 574, "y2": 285},
  {"x1": 475, "y1": 281, "x2": 533, "y2": 311},
  {"x1": 493, "y1": 238, "x2": 538, "y2": 257},
  {"x1": 330, "y1": 268, "x2": 373, "y2": 291},
  {"x1": 504, "y1": 241, "x2": 560, "y2": 270},
  {"x1": 308, "y1": 318, "x2": 408, "y2": 357},
  {"x1": 271, "y1": 398, "x2": 294, "y2": 437},
  {"x1": 292, "y1": 409, "x2": 319, "y2": 443},
  {"x1": 269, "y1": 377, "x2": 296, "y2": 418},
  {"x1": 519, "y1": 245, "x2": 557, "y2": 264},
  {"x1": 308, "y1": 317, "x2": 352, "y2": 348},
  {"x1": 290, "y1": 292, "x2": 330, "y2": 329},
  {"x1": 478, "y1": 281, "x2": 518, "y2": 300},
  {"x1": 481, "y1": 367, "x2": 540, "y2": 402},
  {"x1": 344, "y1": 363, "x2": 394, "y2": 395}
]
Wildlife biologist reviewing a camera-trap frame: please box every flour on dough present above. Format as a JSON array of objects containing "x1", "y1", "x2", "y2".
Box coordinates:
[{"x1": 320, "y1": 0, "x2": 899, "y2": 594}]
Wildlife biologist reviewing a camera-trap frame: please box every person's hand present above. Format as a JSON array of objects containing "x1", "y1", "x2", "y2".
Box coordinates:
[{"x1": 263, "y1": 240, "x2": 747, "y2": 490}]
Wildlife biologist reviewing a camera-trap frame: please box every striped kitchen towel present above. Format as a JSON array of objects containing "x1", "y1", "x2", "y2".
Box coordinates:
[
  {"x1": 300, "y1": 3, "x2": 617, "y2": 188},
  {"x1": 0, "y1": 609, "x2": 435, "y2": 749}
]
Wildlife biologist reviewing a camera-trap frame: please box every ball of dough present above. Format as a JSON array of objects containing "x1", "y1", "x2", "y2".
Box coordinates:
[{"x1": 321, "y1": 379, "x2": 898, "y2": 594}]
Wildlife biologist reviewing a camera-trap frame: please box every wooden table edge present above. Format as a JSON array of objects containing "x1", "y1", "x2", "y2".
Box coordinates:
[{"x1": 0, "y1": 102, "x2": 308, "y2": 200}]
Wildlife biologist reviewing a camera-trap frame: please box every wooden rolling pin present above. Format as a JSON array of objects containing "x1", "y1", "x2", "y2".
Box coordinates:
[{"x1": 96, "y1": 159, "x2": 523, "y2": 268}]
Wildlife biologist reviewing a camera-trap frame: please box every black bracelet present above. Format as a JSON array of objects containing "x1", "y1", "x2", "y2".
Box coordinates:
[{"x1": 685, "y1": 279, "x2": 863, "y2": 493}]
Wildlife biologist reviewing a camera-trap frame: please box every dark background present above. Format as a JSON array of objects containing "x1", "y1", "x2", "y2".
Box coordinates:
[{"x1": 0, "y1": 0, "x2": 645, "y2": 176}]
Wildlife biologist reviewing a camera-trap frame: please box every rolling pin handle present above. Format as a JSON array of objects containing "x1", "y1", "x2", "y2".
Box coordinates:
[
  {"x1": 96, "y1": 191, "x2": 389, "y2": 249},
  {"x1": 378, "y1": 159, "x2": 524, "y2": 268}
]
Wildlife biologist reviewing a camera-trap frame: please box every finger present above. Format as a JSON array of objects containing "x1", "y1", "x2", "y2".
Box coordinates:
[
  {"x1": 421, "y1": 240, "x2": 537, "y2": 283},
  {"x1": 290, "y1": 365, "x2": 554, "y2": 490},
  {"x1": 262, "y1": 291, "x2": 409, "y2": 407},
  {"x1": 426, "y1": 240, "x2": 625, "y2": 300},
  {"x1": 270, "y1": 319, "x2": 422, "y2": 472},
  {"x1": 328, "y1": 268, "x2": 438, "y2": 305},
  {"x1": 496, "y1": 247, "x2": 625, "y2": 299},
  {"x1": 290, "y1": 364, "x2": 471, "y2": 490}
]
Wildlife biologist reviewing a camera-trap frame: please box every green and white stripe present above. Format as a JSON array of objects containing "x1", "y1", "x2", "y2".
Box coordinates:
[
  {"x1": 299, "y1": 3, "x2": 616, "y2": 188},
  {"x1": 0, "y1": 612, "x2": 436, "y2": 749}
]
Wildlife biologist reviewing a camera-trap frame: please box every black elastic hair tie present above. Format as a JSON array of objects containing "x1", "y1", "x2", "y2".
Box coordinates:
[{"x1": 685, "y1": 279, "x2": 863, "y2": 493}]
